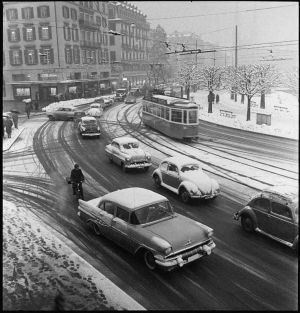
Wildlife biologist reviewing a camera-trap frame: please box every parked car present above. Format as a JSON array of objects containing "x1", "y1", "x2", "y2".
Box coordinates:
[
  {"x1": 152, "y1": 156, "x2": 220, "y2": 203},
  {"x1": 234, "y1": 185, "x2": 298, "y2": 249},
  {"x1": 86, "y1": 103, "x2": 103, "y2": 117},
  {"x1": 78, "y1": 116, "x2": 100, "y2": 138},
  {"x1": 77, "y1": 187, "x2": 216, "y2": 271},
  {"x1": 115, "y1": 88, "x2": 127, "y2": 102},
  {"x1": 46, "y1": 106, "x2": 75, "y2": 121},
  {"x1": 101, "y1": 95, "x2": 114, "y2": 107},
  {"x1": 125, "y1": 93, "x2": 137, "y2": 104},
  {"x1": 105, "y1": 136, "x2": 151, "y2": 172}
]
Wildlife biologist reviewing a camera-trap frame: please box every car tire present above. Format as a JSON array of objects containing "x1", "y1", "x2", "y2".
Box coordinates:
[
  {"x1": 241, "y1": 215, "x2": 254, "y2": 233},
  {"x1": 87, "y1": 221, "x2": 101, "y2": 236},
  {"x1": 153, "y1": 174, "x2": 161, "y2": 188},
  {"x1": 144, "y1": 250, "x2": 156, "y2": 270},
  {"x1": 180, "y1": 188, "x2": 190, "y2": 204}
]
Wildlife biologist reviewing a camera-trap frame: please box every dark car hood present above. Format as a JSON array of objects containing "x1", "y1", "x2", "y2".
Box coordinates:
[{"x1": 144, "y1": 215, "x2": 209, "y2": 252}]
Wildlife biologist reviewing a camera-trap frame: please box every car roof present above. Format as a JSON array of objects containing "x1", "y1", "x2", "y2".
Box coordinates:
[
  {"x1": 112, "y1": 137, "x2": 138, "y2": 144},
  {"x1": 81, "y1": 116, "x2": 96, "y2": 121},
  {"x1": 161, "y1": 156, "x2": 200, "y2": 167},
  {"x1": 102, "y1": 187, "x2": 168, "y2": 211},
  {"x1": 262, "y1": 185, "x2": 298, "y2": 205}
]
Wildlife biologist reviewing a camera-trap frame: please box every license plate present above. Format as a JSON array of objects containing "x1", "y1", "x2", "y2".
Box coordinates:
[{"x1": 188, "y1": 254, "x2": 200, "y2": 263}]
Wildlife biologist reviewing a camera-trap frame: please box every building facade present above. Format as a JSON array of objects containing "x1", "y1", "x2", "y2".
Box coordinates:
[
  {"x1": 3, "y1": 1, "x2": 112, "y2": 107},
  {"x1": 108, "y1": 1, "x2": 150, "y2": 89}
]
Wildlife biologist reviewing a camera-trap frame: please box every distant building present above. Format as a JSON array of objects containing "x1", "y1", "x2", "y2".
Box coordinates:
[
  {"x1": 3, "y1": 1, "x2": 111, "y2": 107},
  {"x1": 108, "y1": 1, "x2": 150, "y2": 89}
]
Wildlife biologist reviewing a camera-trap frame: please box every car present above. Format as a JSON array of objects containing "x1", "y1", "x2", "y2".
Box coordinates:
[
  {"x1": 234, "y1": 185, "x2": 298, "y2": 249},
  {"x1": 115, "y1": 88, "x2": 127, "y2": 102},
  {"x1": 125, "y1": 93, "x2": 137, "y2": 104},
  {"x1": 77, "y1": 187, "x2": 216, "y2": 271},
  {"x1": 105, "y1": 136, "x2": 151, "y2": 172},
  {"x1": 101, "y1": 95, "x2": 114, "y2": 107},
  {"x1": 86, "y1": 103, "x2": 103, "y2": 117},
  {"x1": 46, "y1": 106, "x2": 75, "y2": 121},
  {"x1": 130, "y1": 87, "x2": 141, "y2": 97},
  {"x1": 78, "y1": 116, "x2": 101, "y2": 138},
  {"x1": 152, "y1": 156, "x2": 220, "y2": 203}
]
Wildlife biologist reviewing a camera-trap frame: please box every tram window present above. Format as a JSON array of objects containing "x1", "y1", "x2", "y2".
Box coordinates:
[
  {"x1": 183, "y1": 110, "x2": 187, "y2": 124},
  {"x1": 171, "y1": 109, "x2": 182, "y2": 123},
  {"x1": 189, "y1": 110, "x2": 197, "y2": 123},
  {"x1": 165, "y1": 108, "x2": 170, "y2": 120}
]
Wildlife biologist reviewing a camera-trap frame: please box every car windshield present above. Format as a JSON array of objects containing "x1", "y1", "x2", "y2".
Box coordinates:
[
  {"x1": 122, "y1": 142, "x2": 139, "y2": 149},
  {"x1": 131, "y1": 201, "x2": 174, "y2": 225},
  {"x1": 90, "y1": 104, "x2": 100, "y2": 108},
  {"x1": 181, "y1": 163, "x2": 201, "y2": 172},
  {"x1": 83, "y1": 120, "x2": 97, "y2": 125}
]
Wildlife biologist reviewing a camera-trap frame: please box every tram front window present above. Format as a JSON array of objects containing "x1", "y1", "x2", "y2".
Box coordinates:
[{"x1": 189, "y1": 110, "x2": 198, "y2": 123}]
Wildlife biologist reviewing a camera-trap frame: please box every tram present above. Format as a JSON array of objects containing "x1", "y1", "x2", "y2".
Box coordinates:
[{"x1": 142, "y1": 94, "x2": 199, "y2": 140}]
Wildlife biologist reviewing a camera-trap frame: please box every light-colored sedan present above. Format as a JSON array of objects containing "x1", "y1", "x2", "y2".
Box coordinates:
[
  {"x1": 86, "y1": 103, "x2": 103, "y2": 117},
  {"x1": 46, "y1": 106, "x2": 75, "y2": 121},
  {"x1": 105, "y1": 137, "x2": 151, "y2": 172},
  {"x1": 78, "y1": 116, "x2": 100, "y2": 138},
  {"x1": 77, "y1": 187, "x2": 216, "y2": 271},
  {"x1": 152, "y1": 156, "x2": 220, "y2": 203}
]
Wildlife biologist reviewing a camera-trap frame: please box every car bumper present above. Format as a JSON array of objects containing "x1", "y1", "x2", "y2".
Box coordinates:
[
  {"x1": 81, "y1": 132, "x2": 100, "y2": 137},
  {"x1": 155, "y1": 241, "x2": 216, "y2": 271},
  {"x1": 233, "y1": 212, "x2": 240, "y2": 220},
  {"x1": 190, "y1": 192, "x2": 219, "y2": 199},
  {"x1": 125, "y1": 162, "x2": 152, "y2": 169}
]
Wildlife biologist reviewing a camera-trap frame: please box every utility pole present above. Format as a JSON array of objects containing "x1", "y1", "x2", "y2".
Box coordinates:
[
  {"x1": 195, "y1": 40, "x2": 197, "y2": 65},
  {"x1": 213, "y1": 51, "x2": 216, "y2": 66},
  {"x1": 234, "y1": 25, "x2": 238, "y2": 101}
]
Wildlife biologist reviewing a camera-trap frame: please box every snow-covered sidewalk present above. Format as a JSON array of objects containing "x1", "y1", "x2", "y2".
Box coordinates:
[{"x1": 3, "y1": 200, "x2": 145, "y2": 311}]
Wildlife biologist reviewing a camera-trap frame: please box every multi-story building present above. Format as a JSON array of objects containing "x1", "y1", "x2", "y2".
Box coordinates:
[
  {"x1": 3, "y1": 1, "x2": 111, "y2": 107},
  {"x1": 108, "y1": 1, "x2": 150, "y2": 89}
]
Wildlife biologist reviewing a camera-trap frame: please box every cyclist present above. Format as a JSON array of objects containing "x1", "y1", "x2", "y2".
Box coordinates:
[{"x1": 70, "y1": 163, "x2": 85, "y2": 199}]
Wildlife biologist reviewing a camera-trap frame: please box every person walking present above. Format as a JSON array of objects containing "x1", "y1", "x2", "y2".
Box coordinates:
[
  {"x1": 11, "y1": 111, "x2": 19, "y2": 129},
  {"x1": 34, "y1": 92, "x2": 39, "y2": 111},
  {"x1": 25, "y1": 101, "x2": 32, "y2": 119},
  {"x1": 70, "y1": 163, "x2": 85, "y2": 199},
  {"x1": 5, "y1": 117, "x2": 13, "y2": 138},
  {"x1": 216, "y1": 94, "x2": 220, "y2": 104}
]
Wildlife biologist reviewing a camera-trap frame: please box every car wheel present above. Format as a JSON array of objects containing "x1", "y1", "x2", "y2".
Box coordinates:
[
  {"x1": 153, "y1": 174, "x2": 161, "y2": 188},
  {"x1": 144, "y1": 250, "x2": 156, "y2": 270},
  {"x1": 180, "y1": 188, "x2": 190, "y2": 204},
  {"x1": 121, "y1": 162, "x2": 127, "y2": 172},
  {"x1": 241, "y1": 215, "x2": 254, "y2": 233}
]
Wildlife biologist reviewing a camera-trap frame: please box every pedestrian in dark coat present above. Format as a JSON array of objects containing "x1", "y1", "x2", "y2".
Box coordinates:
[
  {"x1": 34, "y1": 93, "x2": 39, "y2": 111},
  {"x1": 25, "y1": 101, "x2": 32, "y2": 119},
  {"x1": 5, "y1": 117, "x2": 13, "y2": 138},
  {"x1": 11, "y1": 112, "x2": 19, "y2": 129},
  {"x1": 216, "y1": 94, "x2": 220, "y2": 104}
]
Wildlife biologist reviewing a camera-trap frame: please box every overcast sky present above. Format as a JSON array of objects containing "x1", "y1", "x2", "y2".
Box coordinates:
[{"x1": 130, "y1": 1, "x2": 298, "y2": 66}]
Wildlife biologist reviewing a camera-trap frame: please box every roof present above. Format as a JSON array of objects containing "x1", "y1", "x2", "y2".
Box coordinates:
[
  {"x1": 144, "y1": 95, "x2": 198, "y2": 108},
  {"x1": 112, "y1": 136, "x2": 138, "y2": 144},
  {"x1": 102, "y1": 188, "x2": 167, "y2": 211},
  {"x1": 81, "y1": 116, "x2": 96, "y2": 121},
  {"x1": 161, "y1": 156, "x2": 200, "y2": 167},
  {"x1": 263, "y1": 185, "x2": 298, "y2": 203}
]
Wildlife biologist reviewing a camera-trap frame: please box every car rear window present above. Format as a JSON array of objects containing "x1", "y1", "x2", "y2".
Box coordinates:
[
  {"x1": 122, "y1": 142, "x2": 139, "y2": 149},
  {"x1": 181, "y1": 164, "x2": 200, "y2": 172},
  {"x1": 83, "y1": 120, "x2": 97, "y2": 125}
]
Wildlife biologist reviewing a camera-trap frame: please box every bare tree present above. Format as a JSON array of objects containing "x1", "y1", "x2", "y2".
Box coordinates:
[
  {"x1": 226, "y1": 64, "x2": 280, "y2": 121},
  {"x1": 197, "y1": 66, "x2": 225, "y2": 113},
  {"x1": 176, "y1": 62, "x2": 199, "y2": 100}
]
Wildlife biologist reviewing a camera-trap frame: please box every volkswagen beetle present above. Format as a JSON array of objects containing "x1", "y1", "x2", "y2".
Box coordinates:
[
  {"x1": 77, "y1": 187, "x2": 216, "y2": 271},
  {"x1": 152, "y1": 156, "x2": 220, "y2": 203}
]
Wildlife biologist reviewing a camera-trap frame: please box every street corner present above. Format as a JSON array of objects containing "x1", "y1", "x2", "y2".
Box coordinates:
[{"x1": 3, "y1": 127, "x2": 25, "y2": 152}]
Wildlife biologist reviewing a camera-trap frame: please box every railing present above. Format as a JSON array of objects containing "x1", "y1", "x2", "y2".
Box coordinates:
[{"x1": 219, "y1": 109, "x2": 236, "y2": 118}]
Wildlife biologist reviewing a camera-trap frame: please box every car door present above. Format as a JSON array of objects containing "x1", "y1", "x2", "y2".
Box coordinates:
[
  {"x1": 164, "y1": 163, "x2": 180, "y2": 189},
  {"x1": 97, "y1": 201, "x2": 115, "y2": 237},
  {"x1": 251, "y1": 197, "x2": 272, "y2": 233},
  {"x1": 111, "y1": 142, "x2": 122, "y2": 164},
  {"x1": 55, "y1": 108, "x2": 64, "y2": 120},
  {"x1": 269, "y1": 201, "x2": 295, "y2": 243},
  {"x1": 110, "y1": 206, "x2": 133, "y2": 252}
]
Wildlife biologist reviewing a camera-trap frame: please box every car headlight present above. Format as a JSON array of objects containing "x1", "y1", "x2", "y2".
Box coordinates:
[
  {"x1": 164, "y1": 247, "x2": 172, "y2": 255},
  {"x1": 207, "y1": 229, "x2": 213, "y2": 238},
  {"x1": 81, "y1": 126, "x2": 86, "y2": 131},
  {"x1": 97, "y1": 126, "x2": 100, "y2": 131}
]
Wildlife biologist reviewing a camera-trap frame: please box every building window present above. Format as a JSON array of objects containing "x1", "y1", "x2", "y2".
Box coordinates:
[
  {"x1": 22, "y1": 7, "x2": 34, "y2": 19},
  {"x1": 39, "y1": 48, "x2": 53, "y2": 64},
  {"x1": 8, "y1": 28, "x2": 20, "y2": 42},
  {"x1": 96, "y1": 16, "x2": 101, "y2": 26},
  {"x1": 25, "y1": 49, "x2": 38, "y2": 65},
  {"x1": 23, "y1": 27, "x2": 36, "y2": 41},
  {"x1": 62, "y1": 6, "x2": 70, "y2": 18},
  {"x1": 71, "y1": 8, "x2": 77, "y2": 20},
  {"x1": 9, "y1": 49, "x2": 22, "y2": 65},
  {"x1": 38, "y1": 6, "x2": 50, "y2": 18},
  {"x1": 39, "y1": 25, "x2": 51, "y2": 40},
  {"x1": 72, "y1": 28, "x2": 79, "y2": 41},
  {"x1": 91, "y1": 50, "x2": 96, "y2": 64},
  {"x1": 6, "y1": 9, "x2": 18, "y2": 20},
  {"x1": 64, "y1": 25, "x2": 71, "y2": 41},
  {"x1": 65, "y1": 47, "x2": 73, "y2": 64},
  {"x1": 102, "y1": 17, "x2": 107, "y2": 28},
  {"x1": 89, "y1": 1, "x2": 93, "y2": 9},
  {"x1": 110, "y1": 51, "x2": 116, "y2": 62},
  {"x1": 73, "y1": 46, "x2": 80, "y2": 64},
  {"x1": 109, "y1": 35, "x2": 115, "y2": 46}
]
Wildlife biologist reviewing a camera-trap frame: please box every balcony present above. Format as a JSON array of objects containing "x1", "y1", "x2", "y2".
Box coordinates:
[{"x1": 79, "y1": 18, "x2": 99, "y2": 30}]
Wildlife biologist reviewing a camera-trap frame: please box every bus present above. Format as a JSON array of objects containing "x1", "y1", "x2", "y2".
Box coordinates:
[{"x1": 142, "y1": 94, "x2": 199, "y2": 140}]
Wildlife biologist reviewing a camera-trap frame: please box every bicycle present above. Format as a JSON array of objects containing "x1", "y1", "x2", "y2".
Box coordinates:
[{"x1": 66, "y1": 177, "x2": 84, "y2": 200}]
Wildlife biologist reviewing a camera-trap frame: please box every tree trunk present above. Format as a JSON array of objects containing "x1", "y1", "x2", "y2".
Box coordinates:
[
  {"x1": 186, "y1": 86, "x2": 190, "y2": 100},
  {"x1": 241, "y1": 94, "x2": 244, "y2": 104},
  {"x1": 180, "y1": 86, "x2": 183, "y2": 98},
  {"x1": 260, "y1": 90, "x2": 265, "y2": 109},
  {"x1": 231, "y1": 89, "x2": 234, "y2": 99},
  {"x1": 234, "y1": 92, "x2": 237, "y2": 102},
  {"x1": 208, "y1": 91, "x2": 213, "y2": 113},
  {"x1": 246, "y1": 96, "x2": 251, "y2": 121}
]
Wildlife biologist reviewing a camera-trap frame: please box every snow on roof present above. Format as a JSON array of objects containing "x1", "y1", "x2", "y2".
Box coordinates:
[
  {"x1": 162, "y1": 155, "x2": 200, "y2": 167},
  {"x1": 263, "y1": 185, "x2": 298, "y2": 202},
  {"x1": 102, "y1": 188, "x2": 167, "y2": 211},
  {"x1": 113, "y1": 136, "x2": 138, "y2": 144},
  {"x1": 81, "y1": 116, "x2": 96, "y2": 121}
]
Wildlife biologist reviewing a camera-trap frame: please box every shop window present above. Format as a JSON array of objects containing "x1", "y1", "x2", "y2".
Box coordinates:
[
  {"x1": 9, "y1": 49, "x2": 23, "y2": 65},
  {"x1": 6, "y1": 9, "x2": 18, "y2": 20},
  {"x1": 22, "y1": 7, "x2": 34, "y2": 19},
  {"x1": 62, "y1": 6, "x2": 70, "y2": 18},
  {"x1": 14, "y1": 87, "x2": 31, "y2": 97},
  {"x1": 71, "y1": 8, "x2": 77, "y2": 20},
  {"x1": 50, "y1": 88, "x2": 57, "y2": 96},
  {"x1": 38, "y1": 6, "x2": 50, "y2": 18}
]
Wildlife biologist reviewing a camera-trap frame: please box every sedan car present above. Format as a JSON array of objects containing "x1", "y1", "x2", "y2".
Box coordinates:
[
  {"x1": 125, "y1": 94, "x2": 137, "y2": 104},
  {"x1": 78, "y1": 116, "x2": 100, "y2": 138},
  {"x1": 77, "y1": 187, "x2": 216, "y2": 271},
  {"x1": 86, "y1": 103, "x2": 103, "y2": 117},
  {"x1": 46, "y1": 106, "x2": 75, "y2": 121},
  {"x1": 234, "y1": 185, "x2": 298, "y2": 249},
  {"x1": 105, "y1": 137, "x2": 151, "y2": 172},
  {"x1": 152, "y1": 156, "x2": 220, "y2": 203}
]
